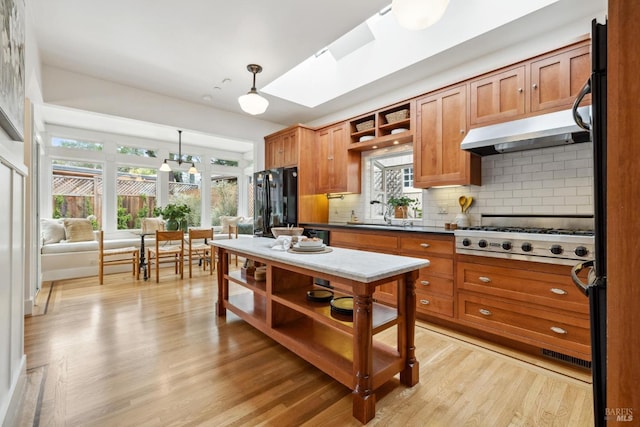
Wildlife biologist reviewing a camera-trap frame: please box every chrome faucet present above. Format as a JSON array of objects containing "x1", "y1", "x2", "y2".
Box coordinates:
[{"x1": 370, "y1": 200, "x2": 393, "y2": 225}]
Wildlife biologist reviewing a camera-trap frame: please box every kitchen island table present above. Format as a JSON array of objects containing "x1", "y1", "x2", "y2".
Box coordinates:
[{"x1": 212, "y1": 237, "x2": 429, "y2": 424}]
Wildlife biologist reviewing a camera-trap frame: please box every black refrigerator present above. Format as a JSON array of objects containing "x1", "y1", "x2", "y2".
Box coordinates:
[
  {"x1": 571, "y1": 19, "x2": 607, "y2": 427},
  {"x1": 253, "y1": 167, "x2": 298, "y2": 238}
]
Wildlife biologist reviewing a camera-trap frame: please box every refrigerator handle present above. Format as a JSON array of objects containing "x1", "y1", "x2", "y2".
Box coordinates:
[
  {"x1": 573, "y1": 78, "x2": 592, "y2": 131},
  {"x1": 571, "y1": 259, "x2": 594, "y2": 296}
]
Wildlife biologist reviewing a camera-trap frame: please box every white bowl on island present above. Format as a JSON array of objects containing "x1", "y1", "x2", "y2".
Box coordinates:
[{"x1": 271, "y1": 227, "x2": 304, "y2": 238}]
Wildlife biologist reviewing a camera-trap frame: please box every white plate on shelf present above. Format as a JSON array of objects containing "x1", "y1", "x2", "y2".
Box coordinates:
[
  {"x1": 391, "y1": 128, "x2": 408, "y2": 134},
  {"x1": 359, "y1": 135, "x2": 375, "y2": 142}
]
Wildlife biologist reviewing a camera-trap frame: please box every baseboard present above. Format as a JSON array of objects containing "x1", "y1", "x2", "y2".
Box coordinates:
[
  {"x1": 1, "y1": 355, "x2": 26, "y2": 427},
  {"x1": 23, "y1": 297, "x2": 34, "y2": 316}
]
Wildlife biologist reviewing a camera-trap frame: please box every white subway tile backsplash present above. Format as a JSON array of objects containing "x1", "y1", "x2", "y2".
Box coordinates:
[
  {"x1": 512, "y1": 156, "x2": 533, "y2": 166},
  {"x1": 532, "y1": 188, "x2": 554, "y2": 197},
  {"x1": 554, "y1": 187, "x2": 577, "y2": 197},
  {"x1": 553, "y1": 168, "x2": 578, "y2": 179},
  {"x1": 543, "y1": 196, "x2": 568, "y2": 205},
  {"x1": 328, "y1": 143, "x2": 594, "y2": 226},
  {"x1": 543, "y1": 161, "x2": 566, "y2": 171},
  {"x1": 553, "y1": 150, "x2": 578, "y2": 161},
  {"x1": 522, "y1": 180, "x2": 543, "y2": 190},
  {"x1": 522, "y1": 163, "x2": 542, "y2": 173}
]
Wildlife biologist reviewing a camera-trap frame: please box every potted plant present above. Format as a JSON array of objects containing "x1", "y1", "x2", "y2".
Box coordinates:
[
  {"x1": 387, "y1": 196, "x2": 417, "y2": 219},
  {"x1": 153, "y1": 203, "x2": 191, "y2": 231}
]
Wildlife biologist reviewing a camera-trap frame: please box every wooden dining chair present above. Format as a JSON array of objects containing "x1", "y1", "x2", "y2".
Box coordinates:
[
  {"x1": 99, "y1": 230, "x2": 140, "y2": 285},
  {"x1": 187, "y1": 228, "x2": 214, "y2": 278},
  {"x1": 147, "y1": 230, "x2": 184, "y2": 283}
]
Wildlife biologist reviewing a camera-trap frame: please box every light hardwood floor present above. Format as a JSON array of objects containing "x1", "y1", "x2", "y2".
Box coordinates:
[{"x1": 19, "y1": 267, "x2": 594, "y2": 426}]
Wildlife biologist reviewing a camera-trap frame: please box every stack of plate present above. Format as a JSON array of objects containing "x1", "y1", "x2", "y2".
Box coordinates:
[
  {"x1": 330, "y1": 296, "x2": 354, "y2": 316},
  {"x1": 289, "y1": 243, "x2": 326, "y2": 253},
  {"x1": 306, "y1": 289, "x2": 334, "y2": 302}
]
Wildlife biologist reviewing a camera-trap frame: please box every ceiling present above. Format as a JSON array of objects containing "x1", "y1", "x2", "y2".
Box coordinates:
[{"x1": 31, "y1": 0, "x2": 606, "y2": 153}]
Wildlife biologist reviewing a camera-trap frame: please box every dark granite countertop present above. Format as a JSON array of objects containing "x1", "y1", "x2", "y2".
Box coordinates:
[{"x1": 300, "y1": 222, "x2": 455, "y2": 235}]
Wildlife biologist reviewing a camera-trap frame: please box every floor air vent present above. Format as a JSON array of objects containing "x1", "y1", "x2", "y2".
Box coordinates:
[{"x1": 542, "y1": 349, "x2": 592, "y2": 369}]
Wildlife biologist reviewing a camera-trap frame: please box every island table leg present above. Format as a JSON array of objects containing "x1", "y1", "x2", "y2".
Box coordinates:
[
  {"x1": 400, "y1": 270, "x2": 420, "y2": 386},
  {"x1": 352, "y1": 290, "x2": 376, "y2": 424},
  {"x1": 216, "y1": 247, "x2": 228, "y2": 316}
]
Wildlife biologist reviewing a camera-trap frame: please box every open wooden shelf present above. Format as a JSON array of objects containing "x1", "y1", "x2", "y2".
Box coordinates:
[
  {"x1": 270, "y1": 317, "x2": 403, "y2": 390},
  {"x1": 227, "y1": 291, "x2": 267, "y2": 327},
  {"x1": 271, "y1": 286, "x2": 398, "y2": 335},
  {"x1": 348, "y1": 132, "x2": 413, "y2": 152},
  {"x1": 226, "y1": 270, "x2": 267, "y2": 296}
]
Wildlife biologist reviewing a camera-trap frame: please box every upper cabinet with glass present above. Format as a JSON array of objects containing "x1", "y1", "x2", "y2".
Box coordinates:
[{"x1": 348, "y1": 101, "x2": 415, "y2": 151}]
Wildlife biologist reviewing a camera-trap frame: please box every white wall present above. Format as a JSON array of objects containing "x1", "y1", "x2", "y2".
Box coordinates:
[
  {"x1": 0, "y1": 140, "x2": 27, "y2": 427},
  {"x1": 42, "y1": 65, "x2": 281, "y2": 150}
]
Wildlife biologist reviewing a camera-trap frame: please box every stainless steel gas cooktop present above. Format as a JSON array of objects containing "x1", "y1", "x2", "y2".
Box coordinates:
[{"x1": 454, "y1": 215, "x2": 595, "y2": 266}]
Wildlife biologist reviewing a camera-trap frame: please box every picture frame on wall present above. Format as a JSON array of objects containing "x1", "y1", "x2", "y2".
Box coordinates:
[{"x1": 0, "y1": 0, "x2": 25, "y2": 141}]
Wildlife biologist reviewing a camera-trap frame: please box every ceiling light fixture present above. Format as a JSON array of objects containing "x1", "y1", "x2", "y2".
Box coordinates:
[
  {"x1": 159, "y1": 130, "x2": 198, "y2": 174},
  {"x1": 392, "y1": 0, "x2": 450, "y2": 30},
  {"x1": 238, "y1": 64, "x2": 269, "y2": 115}
]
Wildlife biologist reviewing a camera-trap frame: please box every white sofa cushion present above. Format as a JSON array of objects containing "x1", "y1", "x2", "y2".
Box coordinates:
[
  {"x1": 220, "y1": 216, "x2": 241, "y2": 234},
  {"x1": 41, "y1": 218, "x2": 65, "y2": 244},
  {"x1": 42, "y1": 240, "x2": 99, "y2": 254}
]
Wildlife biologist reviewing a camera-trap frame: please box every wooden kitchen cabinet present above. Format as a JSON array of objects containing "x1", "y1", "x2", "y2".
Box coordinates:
[
  {"x1": 530, "y1": 43, "x2": 591, "y2": 112},
  {"x1": 400, "y1": 234, "x2": 455, "y2": 318},
  {"x1": 315, "y1": 122, "x2": 361, "y2": 194},
  {"x1": 331, "y1": 229, "x2": 400, "y2": 306},
  {"x1": 414, "y1": 85, "x2": 481, "y2": 188},
  {"x1": 470, "y1": 39, "x2": 590, "y2": 127},
  {"x1": 470, "y1": 66, "x2": 526, "y2": 126},
  {"x1": 456, "y1": 254, "x2": 591, "y2": 361},
  {"x1": 330, "y1": 229, "x2": 456, "y2": 314},
  {"x1": 264, "y1": 125, "x2": 328, "y2": 224},
  {"x1": 265, "y1": 128, "x2": 299, "y2": 169}
]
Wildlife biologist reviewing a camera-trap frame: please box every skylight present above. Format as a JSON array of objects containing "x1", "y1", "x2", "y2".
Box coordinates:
[{"x1": 262, "y1": 0, "x2": 560, "y2": 108}]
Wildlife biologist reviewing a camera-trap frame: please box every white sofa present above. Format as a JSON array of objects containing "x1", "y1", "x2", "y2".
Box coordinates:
[
  {"x1": 41, "y1": 229, "x2": 151, "y2": 281},
  {"x1": 40, "y1": 218, "x2": 254, "y2": 282}
]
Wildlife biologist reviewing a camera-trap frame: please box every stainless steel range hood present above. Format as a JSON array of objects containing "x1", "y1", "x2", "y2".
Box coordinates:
[{"x1": 461, "y1": 106, "x2": 591, "y2": 156}]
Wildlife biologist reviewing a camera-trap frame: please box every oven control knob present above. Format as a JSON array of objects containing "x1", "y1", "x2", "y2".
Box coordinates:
[
  {"x1": 502, "y1": 241, "x2": 512, "y2": 250},
  {"x1": 478, "y1": 239, "x2": 488, "y2": 248},
  {"x1": 550, "y1": 244, "x2": 563, "y2": 255},
  {"x1": 462, "y1": 238, "x2": 471, "y2": 247},
  {"x1": 575, "y1": 246, "x2": 589, "y2": 257},
  {"x1": 521, "y1": 242, "x2": 533, "y2": 252}
]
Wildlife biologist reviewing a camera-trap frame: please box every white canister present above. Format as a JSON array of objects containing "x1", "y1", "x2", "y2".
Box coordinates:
[{"x1": 455, "y1": 213, "x2": 470, "y2": 227}]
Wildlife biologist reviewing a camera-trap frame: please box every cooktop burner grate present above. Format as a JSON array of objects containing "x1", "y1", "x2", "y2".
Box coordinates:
[{"x1": 458, "y1": 226, "x2": 594, "y2": 236}]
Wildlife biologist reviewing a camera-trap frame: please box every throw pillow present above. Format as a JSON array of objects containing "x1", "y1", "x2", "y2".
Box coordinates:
[
  {"x1": 63, "y1": 218, "x2": 96, "y2": 242},
  {"x1": 41, "y1": 218, "x2": 66, "y2": 244},
  {"x1": 220, "y1": 216, "x2": 241, "y2": 234}
]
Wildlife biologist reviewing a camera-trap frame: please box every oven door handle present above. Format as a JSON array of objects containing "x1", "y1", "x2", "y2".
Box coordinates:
[
  {"x1": 572, "y1": 78, "x2": 591, "y2": 131},
  {"x1": 571, "y1": 259, "x2": 594, "y2": 296}
]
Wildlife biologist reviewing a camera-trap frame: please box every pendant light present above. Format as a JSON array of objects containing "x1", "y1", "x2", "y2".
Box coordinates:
[
  {"x1": 238, "y1": 64, "x2": 269, "y2": 115},
  {"x1": 392, "y1": 0, "x2": 450, "y2": 31},
  {"x1": 159, "y1": 130, "x2": 198, "y2": 174}
]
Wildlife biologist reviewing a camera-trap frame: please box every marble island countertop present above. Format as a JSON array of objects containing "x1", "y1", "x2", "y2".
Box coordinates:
[
  {"x1": 301, "y1": 222, "x2": 456, "y2": 235},
  {"x1": 211, "y1": 237, "x2": 429, "y2": 283}
]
